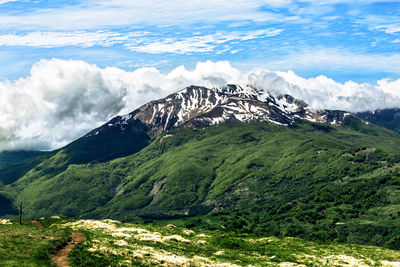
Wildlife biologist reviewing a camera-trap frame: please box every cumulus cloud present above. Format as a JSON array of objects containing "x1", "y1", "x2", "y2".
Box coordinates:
[
  {"x1": 250, "y1": 70, "x2": 400, "y2": 112},
  {"x1": 1, "y1": 59, "x2": 400, "y2": 151}
]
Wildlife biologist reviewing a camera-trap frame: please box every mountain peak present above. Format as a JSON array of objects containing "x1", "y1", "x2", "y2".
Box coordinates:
[{"x1": 86, "y1": 84, "x2": 362, "y2": 139}]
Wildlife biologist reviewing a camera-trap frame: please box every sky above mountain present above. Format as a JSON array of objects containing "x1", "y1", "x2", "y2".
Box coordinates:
[
  {"x1": 0, "y1": 0, "x2": 399, "y2": 82},
  {"x1": 0, "y1": 0, "x2": 400, "y2": 151}
]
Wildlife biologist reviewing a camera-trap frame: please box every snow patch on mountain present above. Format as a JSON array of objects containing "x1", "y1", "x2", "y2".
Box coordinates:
[{"x1": 86, "y1": 84, "x2": 364, "y2": 139}]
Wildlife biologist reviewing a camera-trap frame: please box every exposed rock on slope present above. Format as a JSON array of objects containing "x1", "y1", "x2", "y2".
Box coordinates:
[{"x1": 86, "y1": 84, "x2": 362, "y2": 139}]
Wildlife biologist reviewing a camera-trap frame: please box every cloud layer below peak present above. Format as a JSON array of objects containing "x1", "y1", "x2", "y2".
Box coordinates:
[{"x1": 1, "y1": 59, "x2": 400, "y2": 151}]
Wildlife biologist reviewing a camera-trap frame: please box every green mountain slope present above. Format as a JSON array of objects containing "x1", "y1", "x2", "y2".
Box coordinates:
[
  {"x1": 0, "y1": 151, "x2": 46, "y2": 168},
  {"x1": 2, "y1": 119, "x2": 400, "y2": 249}
]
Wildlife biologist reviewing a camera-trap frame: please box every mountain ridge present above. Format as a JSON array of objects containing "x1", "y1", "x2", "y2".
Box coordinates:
[
  {"x1": 85, "y1": 84, "x2": 365, "y2": 142},
  {"x1": 356, "y1": 108, "x2": 400, "y2": 133}
]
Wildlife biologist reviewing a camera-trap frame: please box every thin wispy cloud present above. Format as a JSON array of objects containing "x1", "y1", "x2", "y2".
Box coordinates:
[
  {"x1": 0, "y1": 31, "x2": 139, "y2": 48},
  {"x1": 374, "y1": 25, "x2": 400, "y2": 35},
  {"x1": 0, "y1": 0, "x2": 291, "y2": 31},
  {"x1": 125, "y1": 29, "x2": 282, "y2": 54},
  {"x1": 266, "y1": 48, "x2": 400, "y2": 74},
  {"x1": 0, "y1": 29, "x2": 282, "y2": 55},
  {"x1": 0, "y1": 0, "x2": 17, "y2": 4}
]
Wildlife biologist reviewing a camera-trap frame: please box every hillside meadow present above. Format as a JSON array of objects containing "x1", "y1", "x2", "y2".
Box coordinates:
[{"x1": 1, "y1": 218, "x2": 400, "y2": 266}]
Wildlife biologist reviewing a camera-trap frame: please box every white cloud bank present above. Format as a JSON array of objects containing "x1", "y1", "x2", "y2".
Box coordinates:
[{"x1": 1, "y1": 59, "x2": 400, "y2": 151}]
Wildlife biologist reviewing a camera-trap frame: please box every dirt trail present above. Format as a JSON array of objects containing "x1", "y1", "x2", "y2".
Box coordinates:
[{"x1": 54, "y1": 232, "x2": 86, "y2": 267}]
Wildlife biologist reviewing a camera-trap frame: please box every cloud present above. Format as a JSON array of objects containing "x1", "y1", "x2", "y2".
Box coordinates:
[
  {"x1": 0, "y1": 0, "x2": 293, "y2": 31},
  {"x1": 298, "y1": 0, "x2": 400, "y2": 4},
  {"x1": 0, "y1": 29, "x2": 281, "y2": 55},
  {"x1": 374, "y1": 24, "x2": 400, "y2": 35},
  {"x1": 1, "y1": 59, "x2": 400, "y2": 151},
  {"x1": 0, "y1": 0, "x2": 17, "y2": 4},
  {"x1": 264, "y1": 48, "x2": 400, "y2": 74},
  {"x1": 125, "y1": 29, "x2": 282, "y2": 54},
  {"x1": 250, "y1": 70, "x2": 400, "y2": 113},
  {"x1": 0, "y1": 31, "x2": 139, "y2": 48}
]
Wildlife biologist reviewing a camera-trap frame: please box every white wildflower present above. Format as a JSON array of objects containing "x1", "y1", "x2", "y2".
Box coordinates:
[
  {"x1": 196, "y1": 240, "x2": 207, "y2": 245},
  {"x1": 111, "y1": 232, "x2": 132, "y2": 238},
  {"x1": 134, "y1": 233, "x2": 164, "y2": 242},
  {"x1": 279, "y1": 263, "x2": 306, "y2": 267},
  {"x1": 114, "y1": 240, "x2": 128, "y2": 246},
  {"x1": 118, "y1": 227, "x2": 149, "y2": 234},
  {"x1": 87, "y1": 247, "x2": 97, "y2": 253},
  {"x1": 196, "y1": 233, "x2": 209, "y2": 238},
  {"x1": 152, "y1": 251, "x2": 190, "y2": 265},
  {"x1": 182, "y1": 229, "x2": 195, "y2": 236},
  {"x1": 380, "y1": 261, "x2": 400, "y2": 267},
  {"x1": 132, "y1": 251, "x2": 144, "y2": 260},
  {"x1": 0, "y1": 219, "x2": 12, "y2": 225},
  {"x1": 102, "y1": 219, "x2": 120, "y2": 224},
  {"x1": 323, "y1": 255, "x2": 368, "y2": 267},
  {"x1": 164, "y1": 235, "x2": 191, "y2": 243}
]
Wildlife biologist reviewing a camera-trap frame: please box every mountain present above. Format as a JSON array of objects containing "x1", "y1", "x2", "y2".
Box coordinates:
[
  {"x1": 1, "y1": 84, "x2": 400, "y2": 250},
  {"x1": 86, "y1": 84, "x2": 361, "y2": 138},
  {"x1": 0, "y1": 151, "x2": 45, "y2": 168},
  {"x1": 0, "y1": 150, "x2": 48, "y2": 187},
  {"x1": 357, "y1": 108, "x2": 400, "y2": 133}
]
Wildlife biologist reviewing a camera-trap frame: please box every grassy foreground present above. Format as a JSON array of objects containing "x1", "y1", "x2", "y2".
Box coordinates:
[
  {"x1": 0, "y1": 218, "x2": 69, "y2": 267},
  {"x1": 2, "y1": 217, "x2": 399, "y2": 266}
]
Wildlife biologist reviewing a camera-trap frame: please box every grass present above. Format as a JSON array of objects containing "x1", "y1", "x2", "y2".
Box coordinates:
[
  {"x1": 0, "y1": 218, "x2": 398, "y2": 266},
  {"x1": 49, "y1": 218, "x2": 400, "y2": 266},
  {"x1": 0, "y1": 220, "x2": 70, "y2": 267}
]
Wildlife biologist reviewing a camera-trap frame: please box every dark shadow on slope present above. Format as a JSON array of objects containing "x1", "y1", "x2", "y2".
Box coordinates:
[
  {"x1": 0, "y1": 194, "x2": 18, "y2": 215},
  {"x1": 0, "y1": 152, "x2": 53, "y2": 185},
  {"x1": 63, "y1": 118, "x2": 151, "y2": 164}
]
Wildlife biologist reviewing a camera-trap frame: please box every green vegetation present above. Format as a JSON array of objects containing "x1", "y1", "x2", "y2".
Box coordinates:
[
  {"x1": 58, "y1": 218, "x2": 400, "y2": 266},
  {"x1": 1, "y1": 218, "x2": 399, "y2": 266},
  {"x1": 0, "y1": 220, "x2": 70, "y2": 267},
  {"x1": 0, "y1": 151, "x2": 45, "y2": 168},
  {"x1": 0, "y1": 151, "x2": 48, "y2": 186},
  {"x1": 1, "y1": 120, "x2": 400, "y2": 250}
]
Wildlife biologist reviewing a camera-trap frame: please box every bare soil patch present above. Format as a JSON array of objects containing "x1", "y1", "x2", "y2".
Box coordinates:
[{"x1": 54, "y1": 232, "x2": 86, "y2": 267}]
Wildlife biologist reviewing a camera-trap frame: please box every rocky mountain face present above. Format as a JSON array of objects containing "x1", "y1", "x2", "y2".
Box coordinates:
[{"x1": 85, "y1": 84, "x2": 362, "y2": 139}]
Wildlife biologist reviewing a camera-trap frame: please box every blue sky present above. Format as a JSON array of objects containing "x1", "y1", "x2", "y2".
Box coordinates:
[{"x1": 0, "y1": 0, "x2": 399, "y2": 83}]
